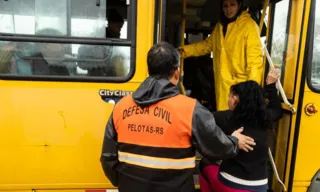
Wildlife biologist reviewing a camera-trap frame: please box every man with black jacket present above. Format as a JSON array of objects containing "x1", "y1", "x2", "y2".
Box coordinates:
[{"x1": 100, "y1": 42, "x2": 256, "y2": 192}]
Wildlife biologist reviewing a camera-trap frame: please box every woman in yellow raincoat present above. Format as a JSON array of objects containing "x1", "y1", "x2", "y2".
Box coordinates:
[{"x1": 179, "y1": 0, "x2": 264, "y2": 111}]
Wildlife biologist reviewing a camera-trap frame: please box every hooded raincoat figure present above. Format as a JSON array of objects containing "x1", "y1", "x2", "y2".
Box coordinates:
[{"x1": 179, "y1": 0, "x2": 264, "y2": 111}]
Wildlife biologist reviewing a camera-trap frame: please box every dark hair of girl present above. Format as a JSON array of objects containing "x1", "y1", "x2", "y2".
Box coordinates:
[{"x1": 230, "y1": 80, "x2": 271, "y2": 129}]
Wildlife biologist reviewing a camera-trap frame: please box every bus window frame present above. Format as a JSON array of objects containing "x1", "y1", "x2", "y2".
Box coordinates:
[
  {"x1": 306, "y1": 0, "x2": 320, "y2": 93},
  {"x1": 0, "y1": 0, "x2": 137, "y2": 83}
]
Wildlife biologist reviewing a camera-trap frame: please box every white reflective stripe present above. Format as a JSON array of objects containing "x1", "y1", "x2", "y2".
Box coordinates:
[
  {"x1": 107, "y1": 190, "x2": 118, "y2": 192},
  {"x1": 118, "y1": 151, "x2": 195, "y2": 169},
  {"x1": 220, "y1": 172, "x2": 268, "y2": 186}
]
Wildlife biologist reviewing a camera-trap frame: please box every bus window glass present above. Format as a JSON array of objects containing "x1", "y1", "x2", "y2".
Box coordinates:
[
  {"x1": 310, "y1": 0, "x2": 320, "y2": 90},
  {"x1": 270, "y1": 0, "x2": 290, "y2": 79},
  {"x1": 0, "y1": 0, "x2": 132, "y2": 79},
  {"x1": 0, "y1": 41, "x2": 130, "y2": 77},
  {"x1": 0, "y1": 0, "x2": 129, "y2": 39},
  {"x1": 35, "y1": 0, "x2": 68, "y2": 36}
]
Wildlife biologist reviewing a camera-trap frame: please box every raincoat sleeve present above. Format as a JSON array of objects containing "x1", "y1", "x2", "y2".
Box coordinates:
[
  {"x1": 191, "y1": 101, "x2": 239, "y2": 161},
  {"x1": 181, "y1": 28, "x2": 215, "y2": 58},
  {"x1": 100, "y1": 112, "x2": 119, "y2": 187},
  {"x1": 246, "y1": 22, "x2": 264, "y2": 84}
]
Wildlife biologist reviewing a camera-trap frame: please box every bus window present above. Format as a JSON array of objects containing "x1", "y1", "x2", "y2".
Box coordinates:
[
  {"x1": 0, "y1": 41, "x2": 130, "y2": 77},
  {"x1": 0, "y1": 0, "x2": 134, "y2": 80},
  {"x1": 0, "y1": 0, "x2": 131, "y2": 39},
  {"x1": 309, "y1": 0, "x2": 320, "y2": 91},
  {"x1": 269, "y1": 0, "x2": 290, "y2": 80}
]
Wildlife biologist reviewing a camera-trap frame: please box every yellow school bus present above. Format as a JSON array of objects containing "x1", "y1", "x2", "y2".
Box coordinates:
[{"x1": 0, "y1": 0, "x2": 319, "y2": 191}]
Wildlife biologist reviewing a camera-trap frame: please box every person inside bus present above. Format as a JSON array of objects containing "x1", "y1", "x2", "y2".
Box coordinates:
[
  {"x1": 106, "y1": 8, "x2": 124, "y2": 38},
  {"x1": 77, "y1": 9, "x2": 125, "y2": 77},
  {"x1": 199, "y1": 69, "x2": 283, "y2": 192},
  {"x1": 0, "y1": 28, "x2": 69, "y2": 76},
  {"x1": 178, "y1": 0, "x2": 264, "y2": 111}
]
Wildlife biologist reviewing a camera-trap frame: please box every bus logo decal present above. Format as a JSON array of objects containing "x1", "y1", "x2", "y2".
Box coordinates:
[{"x1": 99, "y1": 89, "x2": 133, "y2": 104}]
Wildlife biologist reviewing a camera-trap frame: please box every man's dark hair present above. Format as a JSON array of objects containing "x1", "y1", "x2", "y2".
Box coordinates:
[
  {"x1": 147, "y1": 42, "x2": 180, "y2": 78},
  {"x1": 107, "y1": 9, "x2": 124, "y2": 24}
]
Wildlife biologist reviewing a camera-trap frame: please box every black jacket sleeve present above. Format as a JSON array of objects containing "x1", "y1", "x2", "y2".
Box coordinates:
[
  {"x1": 212, "y1": 110, "x2": 235, "y2": 135},
  {"x1": 191, "y1": 101, "x2": 239, "y2": 161},
  {"x1": 265, "y1": 83, "x2": 283, "y2": 123},
  {"x1": 100, "y1": 112, "x2": 119, "y2": 187}
]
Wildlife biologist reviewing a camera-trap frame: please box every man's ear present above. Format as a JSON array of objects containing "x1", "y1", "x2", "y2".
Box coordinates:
[{"x1": 176, "y1": 68, "x2": 181, "y2": 80}]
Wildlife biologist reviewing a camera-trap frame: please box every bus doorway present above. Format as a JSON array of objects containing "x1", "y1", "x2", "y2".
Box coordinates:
[{"x1": 154, "y1": 0, "x2": 270, "y2": 190}]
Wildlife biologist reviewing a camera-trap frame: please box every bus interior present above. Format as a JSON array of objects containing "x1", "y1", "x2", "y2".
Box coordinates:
[
  {"x1": 161, "y1": 0, "x2": 268, "y2": 111},
  {"x1": 158, "y1": 0, "x2": 277, "y2": 190}
]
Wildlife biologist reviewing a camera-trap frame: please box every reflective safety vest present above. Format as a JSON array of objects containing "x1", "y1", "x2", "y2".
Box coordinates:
[{"x1": 112, "y1": 94, "x2": 197, "y2": 170}]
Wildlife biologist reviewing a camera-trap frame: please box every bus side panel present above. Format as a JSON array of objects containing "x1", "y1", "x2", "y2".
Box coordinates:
[
  {"x1": 0, "y1": 0, "x2": 154, "y2": 190},
  {"x1": 292, "y1": 89, "x2": 320, "y2": 186},
  {"x1": 0, "y1": 83, "x2": 124, "y2": 189}
]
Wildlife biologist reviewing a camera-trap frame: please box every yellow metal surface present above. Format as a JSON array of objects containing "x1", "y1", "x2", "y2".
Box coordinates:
[
  {"x1": 281, "y1": 0, "x2": 319, "y2": 191},
  {"x1": 0, "y1": 191, "x2": 32, "y2": 192},
  {"x1": 261, "y1": 3, "x2": 273, "y2": 88},
  {"x1": 0, "y1": 0, "x2": 153, "y2": 190},
  {"x1": 283, "y1": 0, "x2": 310, "y2": 187},
  {"x1": 271, "y1": 0, "x2": 320, "y2": 191},
  {"x1": 259, "y1": 0, "x2": 269, "y2": 33},
  {"x1": 179, "y1": 0, "x2": 187, "y2": 95},
  {"x1": 282, "y1": 0, "x2": 305, "y2": 100},
  {"x1": 293, "y1": 88, "x2": 320, "y2": 181},
  {"x1": 158, "y1": 0, "x2": 163, "y2": 42},
  {"x1": 292, "y1": 181, "x2": 311, "y2": 192},
  {"x1": 272, "y1": 113, "x2": 292, "y2": 192},
  {"x1": 291, "y1": 186, "x2": 309, "y2": 192}
]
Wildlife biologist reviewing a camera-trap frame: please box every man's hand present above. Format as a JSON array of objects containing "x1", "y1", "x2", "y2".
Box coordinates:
[
  {"x1": 232, "y1": 128, "x2": 256, "y2": 152},
  {"x1": 266, "y1": 68, "x2": 280, "y2": 85}
]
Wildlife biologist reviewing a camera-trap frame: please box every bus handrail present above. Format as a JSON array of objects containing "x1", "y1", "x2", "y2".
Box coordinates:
[
  {"x1": 260, "y1": 1, "x2": 290, "y2": 191},
  {"x1": 268, "y1": 148, "x2": 287, "y2": 191},
  {"x1": 264, "y1": 42, "x2": 289, "y2": 191},
  {"x1": 263, "y1": 43, "x2": 297, "y2": 114}
]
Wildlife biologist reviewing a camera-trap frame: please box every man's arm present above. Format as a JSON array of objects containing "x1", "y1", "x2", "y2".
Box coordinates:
[
  {"x1": 100, "y1": 112, "x2": 119, "y2": 186},
  {"x1": 191, "y1": 102, "x2": 255, "y2": 161}
]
